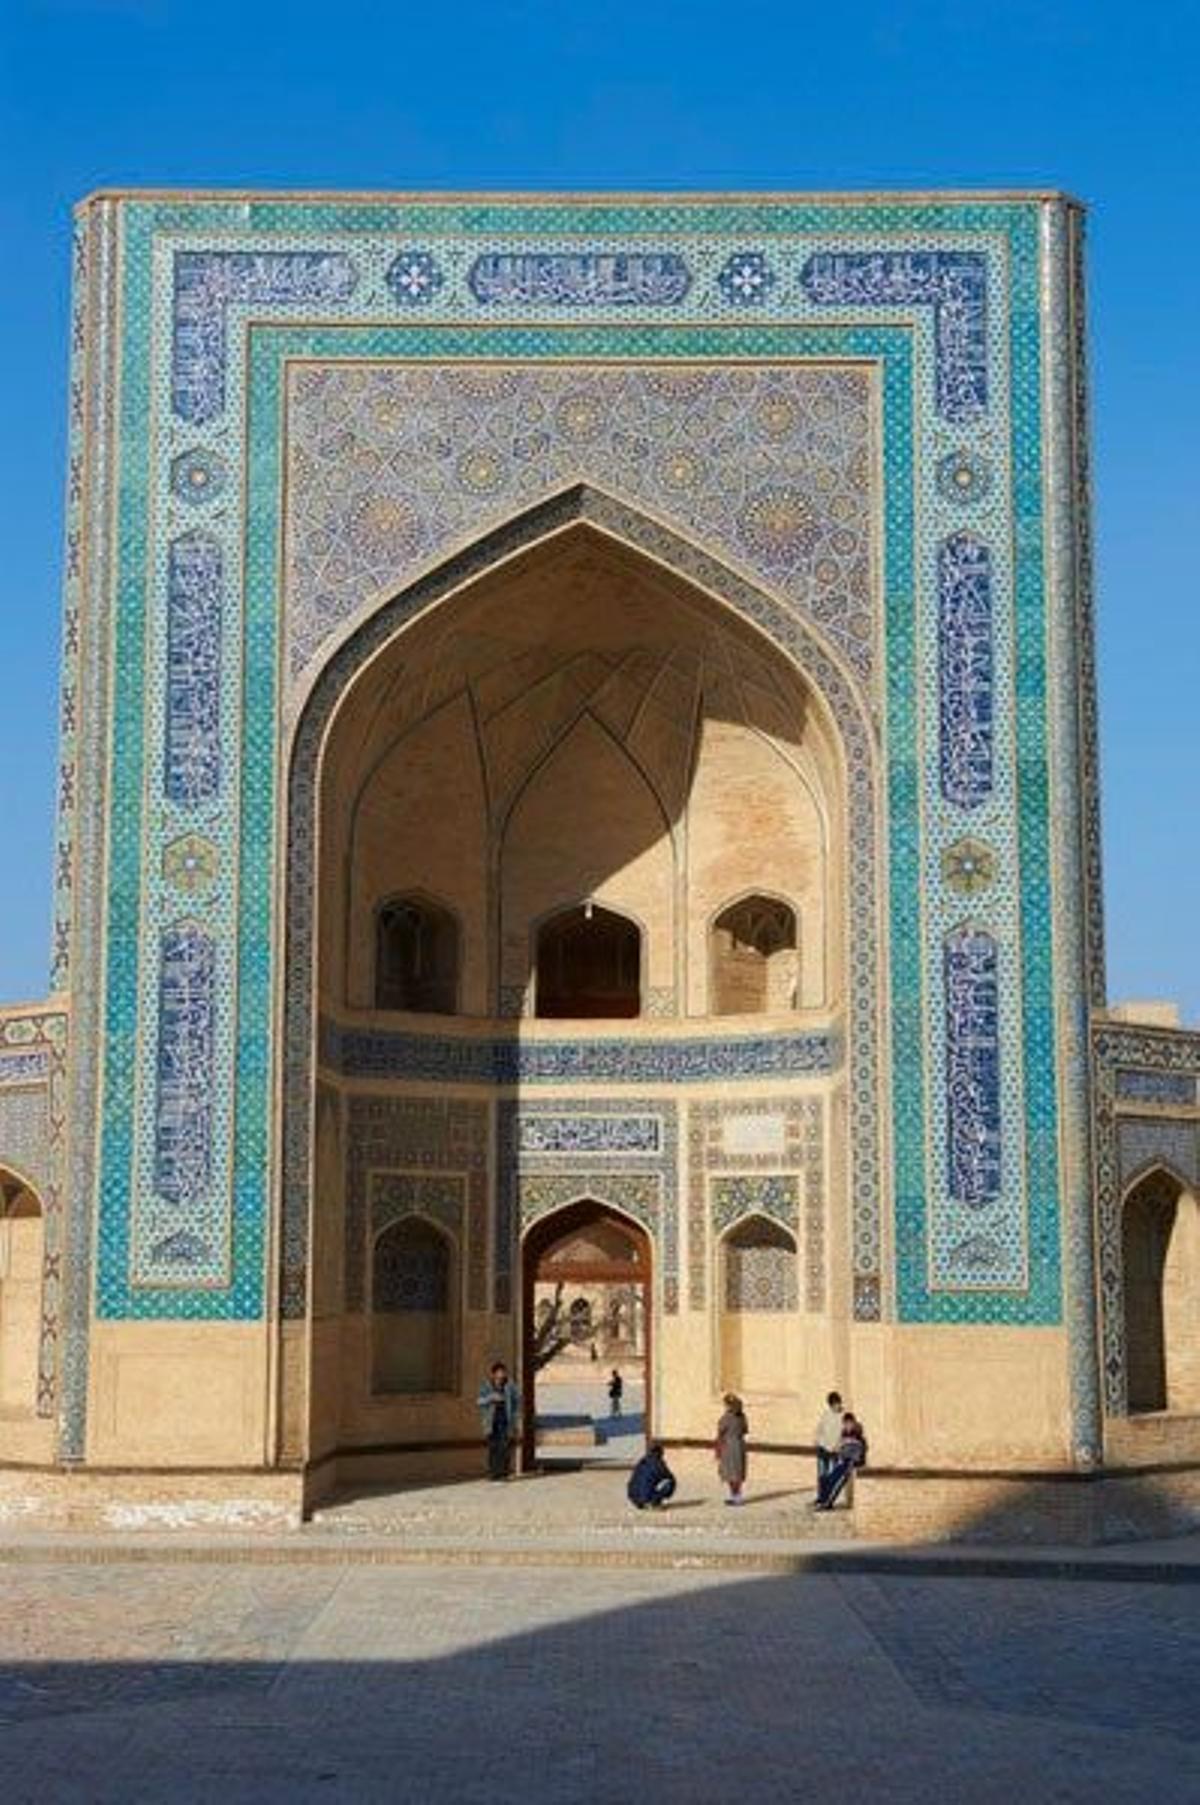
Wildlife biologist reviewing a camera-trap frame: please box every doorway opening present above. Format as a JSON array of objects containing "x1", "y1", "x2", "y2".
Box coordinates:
[{"x1": 521, "y1": 1199, "x2": 651, "y2": 1469}]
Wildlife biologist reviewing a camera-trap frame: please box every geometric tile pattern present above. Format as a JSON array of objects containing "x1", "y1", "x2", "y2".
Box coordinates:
[
  {"x1": 497, "y1": 1099, "x2": 678, "y2": 1316},
  {"x1": 340, "y1": 1095, "x2": 488, "y2": 1318},
  {"x1": 370, "y1": 1175, "x2": 464, "y2": 1314},
  {"x1": 383, "y1": 250, "x2": 444, "y2": 307},
  {"x1": 717, "y1": 251, "x2": 776, "y2": 305},
  {"x1": 711, "y1": 1173, "x2": 800, "y2": 1232},
  {"x1": 286, "y1": 363, "x2": 873, "y2": 684},
  {"x1": 687, "y1": 1099, "x2": 823, "y2": 1313},
  {"x1": 371, "y1": 1171, "x2": 465, "y2": 1240},
  {"x1": 723, "y1": 1225, "x2": 799, "y2": 1312},
  {"x1": 372, "y1": 1221, "x2": 451, "y2": 1314},
  {"x1": 1117, "y1": 1118, "x2": 1199, "y2": 1190}
]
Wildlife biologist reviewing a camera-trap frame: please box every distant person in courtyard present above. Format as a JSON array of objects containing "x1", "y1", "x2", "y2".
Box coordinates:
[
  {"x1": 477, "y1": 1361, "x2": 520, "y2": 1481},
  {"x1": 716, "y1": 1393, "x2": 749, "y2": 1504},
  {"x1": 608, "y1": 1368, "x2": 624, "y2": 1416},
  {"x1": 815, "y1": 1410, "x2": 868, "y2": 1510},
  {"x1": 627, "y1": 1441, "x2": 677, "y2": 1510},
  {"x1": 814, "y1": 1389, "x2": 844, "y2": 1496}
]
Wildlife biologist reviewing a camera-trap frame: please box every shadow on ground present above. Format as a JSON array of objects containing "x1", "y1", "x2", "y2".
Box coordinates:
[{"x1": 1, "y1": 1563, "x2": 1200, "y2": 1804}]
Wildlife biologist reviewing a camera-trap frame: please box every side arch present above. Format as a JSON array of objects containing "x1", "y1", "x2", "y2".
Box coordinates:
[
  {"x1": 0, "y1": 1166, "x2": 47, "y2": 1420},
  {"x1": 1120, "y1": 1165, "x2": 1200, "y2": 1416}
]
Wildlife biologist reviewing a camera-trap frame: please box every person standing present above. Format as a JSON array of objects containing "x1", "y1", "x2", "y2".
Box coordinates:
[
  {"x1": 715, "y1": 1393, "x2": 749, "y2": 1504},
  {"x1": 813, "y1": 1389, "x2": 844, "y2": 1496},
  {"x1": 477, "y1": 1361, "x2": 520, "y2": 1481},
  {"x1": 608, "y1": 1368, "x2": 624, "y2": 1417}
]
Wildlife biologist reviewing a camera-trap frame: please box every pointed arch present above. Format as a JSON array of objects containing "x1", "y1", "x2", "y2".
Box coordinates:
[
  {"x1": 1121, "y1": 1165, "x2": 1200, "y2": 1416},
  {"x1": 0, "y1": 1166, "x2": 47, "y2": 1419},
  {"x1": 279, "y1": 485, "x2": 884, "y2": 1392}
]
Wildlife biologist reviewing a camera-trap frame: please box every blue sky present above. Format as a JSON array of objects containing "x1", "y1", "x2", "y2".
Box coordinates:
[{"x1": 0, "y1": 0, "x2": 1196, "y2": 1017}]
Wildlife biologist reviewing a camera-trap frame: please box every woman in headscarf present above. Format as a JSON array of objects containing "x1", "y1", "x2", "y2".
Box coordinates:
[{"x1": 715, "y1": 1392, "x2": 749, "y2": 1505}]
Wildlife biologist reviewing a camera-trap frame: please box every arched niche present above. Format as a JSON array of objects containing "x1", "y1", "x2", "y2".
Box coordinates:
[
  {"x1": 370, "y1": 1215, "x2": 457, "y2": 1396},
  {"x1": 0, "y1": 1170, "x2": 45, "y2": 1418},
  {"x1": 710, "y1": 893, "x2": 800, "y2": 1015},
  {"x1": 534, "y1": 902, "x2": 642, "y2": 1019},
  {"x1": 1122, "y1": 1167, "x2": 1200, "y2": 1415},
  {"x1": 374, "y1": 893, "x2": 460, "y2": 1015},
  {"x1": 718, "y1": 1214, "x2": 799, "y2": 1398},
  {"x1": 500, "y1": 714, "x2": 669, "y2": 1011}
]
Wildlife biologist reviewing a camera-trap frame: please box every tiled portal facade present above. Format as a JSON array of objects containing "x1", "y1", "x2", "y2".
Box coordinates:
[{"x1": 0, "y1": 189, "x2": 1192, "y2": 1539}]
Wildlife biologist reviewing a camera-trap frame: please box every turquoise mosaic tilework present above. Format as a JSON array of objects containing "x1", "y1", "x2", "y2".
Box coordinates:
[{"x1": 76, "y1": 195, "x2": 1076, "y2": 1335}]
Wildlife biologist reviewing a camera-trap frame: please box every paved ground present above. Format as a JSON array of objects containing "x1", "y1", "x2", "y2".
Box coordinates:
[
  {"x1": 3, "y1": 1556, "x2": 1200, "y2": 1801},
  {"x1": 312, "y1": 1451, "x2": 845, "y2": 1542},
  {"x1": 534, "y1": 1375, "x2": 647, "y2": 1465}
]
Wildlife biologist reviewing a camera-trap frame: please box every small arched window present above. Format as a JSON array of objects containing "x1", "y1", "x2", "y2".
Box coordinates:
[
  {"x1": 375, "y1": 895, "x2": 459, "y2": 1014},
  {"x1": 711, "y1": 896, "x2": 798, "y2": 1015},
  {"x1": 536, "y1": 904, "x2": 640, "y2": 1019}
]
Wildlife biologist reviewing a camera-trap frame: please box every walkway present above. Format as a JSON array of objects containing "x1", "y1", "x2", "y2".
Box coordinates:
[{"x1": 2, "y1": 1554, "x2": 1200, "y2": 1801}]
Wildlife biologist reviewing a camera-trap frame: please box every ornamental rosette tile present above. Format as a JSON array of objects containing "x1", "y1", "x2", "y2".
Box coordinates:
[
  {"x1": 942, "y1": 836, "x2": 997, "y2": 894},
  {"x1": 162, "y1": 832, "x2": 219, "y2": 894}
]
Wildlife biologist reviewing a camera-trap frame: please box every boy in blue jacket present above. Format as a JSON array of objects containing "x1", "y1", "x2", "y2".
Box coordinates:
[{"x1": 627, "y1": 1441, "x2": 676, "y2": 1510}]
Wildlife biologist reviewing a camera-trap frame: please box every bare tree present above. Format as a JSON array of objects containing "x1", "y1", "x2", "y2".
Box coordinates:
[{"x1": 531, "y1": 1280, "x2": 572, "y2": 1371}]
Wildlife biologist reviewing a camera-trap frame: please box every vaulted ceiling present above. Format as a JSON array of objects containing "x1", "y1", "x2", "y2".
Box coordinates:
[{"x1": 325, "y1": 524, "x2": 827, "y2": 831}]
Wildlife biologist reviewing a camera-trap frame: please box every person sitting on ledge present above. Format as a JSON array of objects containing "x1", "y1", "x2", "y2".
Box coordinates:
[
  {"x1": 627, "y1": 1441, "x2": 677, "y2": 1511},
  {"x1": 814, "y1": 1411, "x2": 867, "y2": 1511}
]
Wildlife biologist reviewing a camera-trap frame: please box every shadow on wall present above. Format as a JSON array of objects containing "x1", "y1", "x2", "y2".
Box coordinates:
[
  {"x1": 3, "y1": 1563, "x2": 1200, "y2": 1796},
  {"x1": 853, "y1": 1465, "x2": 1200, "y2": 1548}
]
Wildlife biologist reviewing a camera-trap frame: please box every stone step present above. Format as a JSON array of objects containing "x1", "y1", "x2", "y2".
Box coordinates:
[
  {"x1": 306, "y1": 1505, "x2": 857, "y2": 1545},
  {"x1": 0, "y1": 1528, "x2": 855, "y2": 1574}
]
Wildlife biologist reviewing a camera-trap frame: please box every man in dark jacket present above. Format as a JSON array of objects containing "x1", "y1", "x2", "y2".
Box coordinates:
[
  {"x1": 627, "y1": 1441, "x2": 676, "y2": 1510},
  {"x1": 477, "y1": 1362, "x2": 521, "y2": 1481}
]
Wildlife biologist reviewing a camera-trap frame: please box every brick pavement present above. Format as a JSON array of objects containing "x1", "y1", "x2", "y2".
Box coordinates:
[{"x1": 2, "y1": 1559, "x2": 1199, "y2": 1802}]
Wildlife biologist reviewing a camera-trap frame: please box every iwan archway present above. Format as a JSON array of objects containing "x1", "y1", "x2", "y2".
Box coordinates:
[
  {"x1": 522, "y1": 1198, "x2": 652, "y2": 1470},
  {"x1": 280, "y1": 485, "x2": 881, "y2": 1493}
]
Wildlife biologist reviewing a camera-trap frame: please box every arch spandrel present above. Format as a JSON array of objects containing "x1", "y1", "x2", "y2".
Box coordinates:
[{"x1": 283, "y1": 359, "x2": 878, "y2": 711}]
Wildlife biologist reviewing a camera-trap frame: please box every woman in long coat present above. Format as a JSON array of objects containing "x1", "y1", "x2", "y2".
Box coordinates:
[{"x1": 715, "y1": 1392, "x2": 749, "y2": 1504}]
